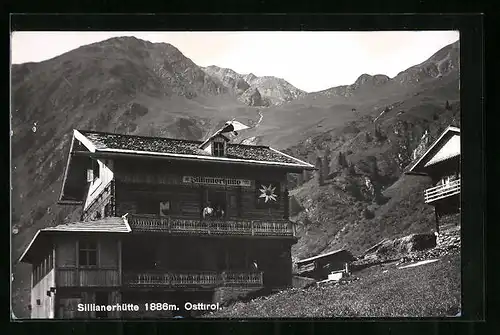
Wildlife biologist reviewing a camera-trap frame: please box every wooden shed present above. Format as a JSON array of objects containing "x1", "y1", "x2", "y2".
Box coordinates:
[{"x1": 296, "y1": 249, "x2": 355, "y2": 280}]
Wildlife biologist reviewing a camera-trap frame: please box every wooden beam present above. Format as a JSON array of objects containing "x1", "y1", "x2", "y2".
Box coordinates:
[
  {"x1": 435, "y1": 207, "x2": 440, "y2": 234},
  {"x1": 118, "y1": 239, "x2": 122, "y2": 287}
]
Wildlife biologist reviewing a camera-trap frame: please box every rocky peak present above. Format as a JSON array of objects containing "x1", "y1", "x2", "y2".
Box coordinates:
[
  {"x1": 394, "y1": 40, "x2": 459, "y2": 85},
  {"x1": 243, "y1": 73, "x2": 258, "y2": 84},
  {"x1": 202, "y1": 67, "x2": 305, "y2": 106},
  {"x1": 353, "y1": 73, "x2": 391, "y2": 89},
  {"x1": 238, "y1": 87, "x2": 267, "y2": 107}
]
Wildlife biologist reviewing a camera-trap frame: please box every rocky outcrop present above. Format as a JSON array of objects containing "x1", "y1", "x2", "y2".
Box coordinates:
[
  {"x1": 238, "y1": 87, "x2": 267, "y2": 106},
  {"x1": 412, "y1": 130, "x2": 431, "y2": 161},
  {"x1": 202, "y1": 65, "x2": 305, "y2": 106}
]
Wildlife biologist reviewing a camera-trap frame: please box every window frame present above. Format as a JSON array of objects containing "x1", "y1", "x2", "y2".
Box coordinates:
[
  {"x1": 92, "y1": 159, "x2": 100, "y2": 181},
  {"x1": 78, "y1": 240, "x2": 98, "y2": 267},
  {"x1": 212, "y1": 141, "x2": 225, "y2": 157}
]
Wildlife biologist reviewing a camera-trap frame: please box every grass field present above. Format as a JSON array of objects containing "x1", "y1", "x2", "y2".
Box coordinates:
[{"x1": 205, "y1": 250, "x2": 460, "y2": 318}]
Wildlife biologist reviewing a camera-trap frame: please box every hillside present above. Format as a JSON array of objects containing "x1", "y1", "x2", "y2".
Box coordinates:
[
  {"x1": 206, "y1": 250, "x2": 460, "y2": 318},
  {"x1": 11, "y1": 37, "x2": 459, "y2": 318}
]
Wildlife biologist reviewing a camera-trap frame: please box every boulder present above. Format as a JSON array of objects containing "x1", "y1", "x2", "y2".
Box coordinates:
[{"x1": 375, "y1": 233, "x2": 437, "y2": 258}]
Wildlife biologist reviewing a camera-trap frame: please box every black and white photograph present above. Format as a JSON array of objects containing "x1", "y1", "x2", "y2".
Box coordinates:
[{"x1": 11, "y1": 28, "x2": 463, "y2": 319}]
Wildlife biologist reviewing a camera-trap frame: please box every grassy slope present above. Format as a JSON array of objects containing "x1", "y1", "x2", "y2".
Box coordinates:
[{"x1": 206, "y1": 251, "x2": 460, "y2": 318}]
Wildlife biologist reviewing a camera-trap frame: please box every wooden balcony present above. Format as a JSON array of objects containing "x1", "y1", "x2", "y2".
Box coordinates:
[
  {"x1": 123, "y1": 271, "x2": 263, "y2": 288},
  {"x1": 424, "y1": 179, "x2": 460, "y2": 204},
  {"x1": 56, "y1": 268, "x2": 120, "y2": 287},
  {"x1": 127, "y1": 215, "x2": 295, "y2": 237}
]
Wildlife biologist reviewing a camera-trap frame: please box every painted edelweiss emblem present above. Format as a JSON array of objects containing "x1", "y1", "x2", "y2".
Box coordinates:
[{"x1": 259, "y1": 184, "x2": 278, "y2": 203}]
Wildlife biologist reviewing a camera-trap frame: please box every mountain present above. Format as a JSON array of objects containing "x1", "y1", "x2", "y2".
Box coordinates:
[
  {"x1": 10, "y1": 37, "x2": 459, "y2": 318},
  {"x1": 202, "y1": 65, "x2": 306, "y2": 106}
]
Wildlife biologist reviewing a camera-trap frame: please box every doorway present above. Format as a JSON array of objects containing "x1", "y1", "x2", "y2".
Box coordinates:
[
  {"x1": 95, "y1": 292, "x2": 108, "y2": 319},
  {"x1": 206, "y1": 190, "x2": 227, "y2": 219}
]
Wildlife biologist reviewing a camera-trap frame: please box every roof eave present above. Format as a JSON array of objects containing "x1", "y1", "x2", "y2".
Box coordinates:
[
  {"x1": 18, "y1": 230, "x2": 43, "y2": 264},
  {"x1": 72, "y1": 150, "x2": 314, "y2": 171}
]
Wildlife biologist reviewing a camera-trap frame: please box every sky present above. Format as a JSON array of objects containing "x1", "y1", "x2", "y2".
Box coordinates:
[{"x1": 11, "y1": 31, "x2": 459, "y2": 93}]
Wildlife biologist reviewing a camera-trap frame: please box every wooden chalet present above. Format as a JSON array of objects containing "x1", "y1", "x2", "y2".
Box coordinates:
[
  {"x1": 406, "y1": 126, "x2": 461, "y2": 233},
  {"x1": 19, "y1": 128, "x2": 315, "y2": 319}
]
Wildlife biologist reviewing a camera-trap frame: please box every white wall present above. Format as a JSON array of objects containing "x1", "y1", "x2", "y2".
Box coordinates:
[
  {"x1": 425, "y1": 135, "x2": 460, "y2": 167},
  {"x1": 84, "y1": 159, "x2": 114, "y2": 210},
  {"x1": 31, "y1": 269, "x2": 55, "y2": 319}
]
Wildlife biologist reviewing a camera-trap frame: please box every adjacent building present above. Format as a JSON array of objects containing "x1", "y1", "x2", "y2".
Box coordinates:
[{"x1": 406, "y1": 126, "x2": 461, "y2": 233}]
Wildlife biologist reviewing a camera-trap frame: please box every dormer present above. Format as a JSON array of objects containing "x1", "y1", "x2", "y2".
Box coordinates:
[{"x1": 199, "y1": 133, "x2": 230, "y2": 157}]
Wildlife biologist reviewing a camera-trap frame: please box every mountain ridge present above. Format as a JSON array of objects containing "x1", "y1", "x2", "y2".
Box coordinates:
[
  {"x1": 202, "y1": 65, "x2": 307, "y2": 106},
  {"x1": 10, "y1": 36, "x2": 460, "y2": 318}
]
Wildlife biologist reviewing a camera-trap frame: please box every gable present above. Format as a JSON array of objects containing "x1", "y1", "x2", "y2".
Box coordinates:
[
  {"x1": 407, "y1": 126, "x2": 460, "y2": 174},
  {"x1": 424, "y1": 134, "x2": 460, "y2": 167}
]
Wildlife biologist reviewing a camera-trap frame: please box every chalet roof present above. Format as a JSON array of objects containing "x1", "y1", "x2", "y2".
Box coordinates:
[
  {"x1": 406, "y1": 126, "x2": 460, "y2": 174},
  {"x1": 42, "y1": 217, "x2": 131, "y2": 233},
  {"x1": 59, "y1": 129, "x2": 314, "y2": 202},
  {"x1": 77, "y1": 130, "x2": 312, "y2": 166},
  {"x1": 18, "y1": 217, "x2": 131, "y2": 264},
  {"x1": 296, "y1": 249, "x2": 353, "y2": 265}
]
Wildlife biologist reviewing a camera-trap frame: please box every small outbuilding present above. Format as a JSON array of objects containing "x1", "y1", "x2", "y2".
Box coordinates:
[{"x1": 296, "y1": 249, "x2": 355, "y2": 280}]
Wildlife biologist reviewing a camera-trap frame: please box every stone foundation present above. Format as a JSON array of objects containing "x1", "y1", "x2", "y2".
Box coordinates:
[{"x1": 437, "y1": 225, "x2": 461, "y2": 249}]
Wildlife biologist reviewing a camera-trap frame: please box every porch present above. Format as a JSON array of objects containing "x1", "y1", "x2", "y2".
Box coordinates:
[
  {"x1": 127, "y1": 214, "x2": 295, "y2": 237},
  {"x1": 123, "y1": 271, "x2": 263, "y2": 288},
  {"x1": 424, "y1": 178, "x2": 460, "y2": 204}
]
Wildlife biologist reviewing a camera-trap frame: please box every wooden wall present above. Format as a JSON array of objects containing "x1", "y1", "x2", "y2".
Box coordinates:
[
  {"x1": 425, "y1": 156, "x2": 460, "y2": 185},
  {"x1": 121, "y1": 235, "x2": 294, "y2": 287},
  {"x1": 113, "y1": 158, "x2": 290, "y2": 220},
  {"x1": 54, "y1": 235, "x2": 121, "y2": 288}
]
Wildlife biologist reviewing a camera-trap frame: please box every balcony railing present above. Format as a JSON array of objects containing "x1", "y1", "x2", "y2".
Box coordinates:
[
  {"x1": 127, "y1": 215, "x2": 295, "y2": 237},
  {"x1": 424, "y1": 179, "x2": 460, "y2": 204},
  {"x1": 123, "y1": 271, "x2": 263, "y2": 288},
  {"x1": 56, "y1": 268, "x2": 120, "y2": 287}
]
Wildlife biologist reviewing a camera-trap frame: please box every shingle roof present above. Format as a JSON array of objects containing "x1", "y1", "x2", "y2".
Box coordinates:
[
  {"x1": 18, "y1": 217, "x2": 131, "y2": 264},
  {"x1": 42, "y1": 217, "x2": 131, "y2": 233},
  {"x1": 77, "y1": 130, "x2": 312, "y2": 167}
]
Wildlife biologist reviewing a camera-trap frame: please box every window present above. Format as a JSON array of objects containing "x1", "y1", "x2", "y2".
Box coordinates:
[
  {"x1": 230, "y1": 195, "x2": 237, "y2": 209},
  {"x1": 79, "y1": 241, "x2": 98, "y2": 267},
  {"x1": 92, "y1": 160, "x2": 100, "y2": 180},
  {"x1": 137, "y1": 200, "x2": 158, "y2": 215},
  {"x1": 95, "y1": 292, "x2": 108, "y2": 318},
  {"x1": 206, "y1": 190, "x2": 227, "y2": 219},
  {"x1": 213, "y1": 142, "x2": 225, "y2": 157}
]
